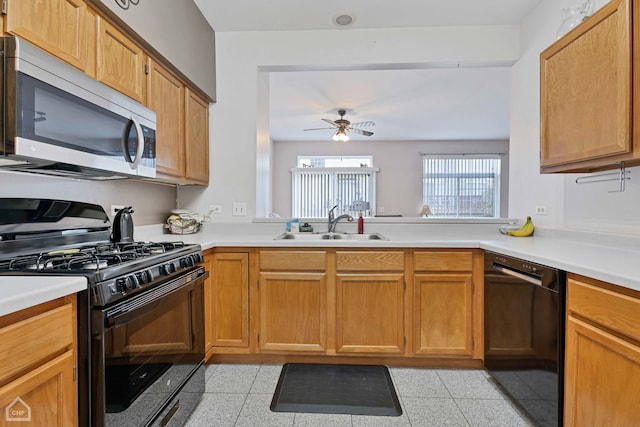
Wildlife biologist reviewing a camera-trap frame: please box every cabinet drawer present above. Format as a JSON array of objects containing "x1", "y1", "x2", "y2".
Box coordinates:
[
  {"x1": 0, "y1": 302, "x2": 74, "y2": 384},
  {"x1": 259, "y1": 251, "x2": 326, "y2": 271},
  {"x1": 414, "y1": 251, "x2": 473, "y2": 272},
  {"x1": 568, "y1": 277, "x2": 640, "y2": 342},
  {"x1": 336, "y1": 251, "x2": 404, "y2": 272}
]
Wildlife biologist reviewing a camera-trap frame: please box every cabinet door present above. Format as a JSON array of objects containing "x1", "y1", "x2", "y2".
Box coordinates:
[
  {"x1": 147, "y1": 59, "x2": 185, "y2": 178},
  {"x1": 259, "y1": 272, "x2": 327, "y2": 353},
  {"x1": 206, "y1": 253, "x2": 249, "y2": 350},
  {"x1": 336, "y1": 273, "x2": 404, "y2": 354},
  {"x1": 564, "y1": 316, "x2": 640, "y2": 426},
  {"x1": 184, "y1": 89, "x2": 209, "y2": 185},
  {"x1": 96, "y1": 17, "x2": 145, "y2": 103},
  {"x1": 0, "y1": 351, "x2": 77, "y2": 426},
  {"x1": 5, "y1": 0, "x2": 88, "y2": 71},
  {"x1": 540, "y1": 0, "x2": 631, "y2": 170},
  {"x1": 413, "y1": 274, "x2": 473, "y2": 356}
]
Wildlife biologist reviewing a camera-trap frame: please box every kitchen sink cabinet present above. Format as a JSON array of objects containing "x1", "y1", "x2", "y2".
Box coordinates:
[
  {"x1": 4, "y1": 0, "x2": 90, "y2": 72},
  {"x1": 412, "y1": 251, "x2": 482, "y2": 359},
  {"x1": 257, "y1": 251, "x2": 328, "y2": 353},
  {"x1": 96, "y1": 16, "x2": 146, "y2": 103},
  {"x1": 0, "y1": 295, "x2": 77, "y2": 426},
  {"x1": 540, "y1": 0, "x2": 640, "y2": 173},
  {"x1": 335, "y1": 251, "x2": 406, "y2": 355},
  {"x1": 204, "y1": 250, "x2": 250, "y2": 359},
  {"x1": 564, "y1": 274, "x2": 640, "y2": 426}
]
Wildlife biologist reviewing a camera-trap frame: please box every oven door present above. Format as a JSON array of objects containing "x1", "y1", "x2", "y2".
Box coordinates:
[{"x1": 92, "y1": 267, "x2": 206, "y2": 427}]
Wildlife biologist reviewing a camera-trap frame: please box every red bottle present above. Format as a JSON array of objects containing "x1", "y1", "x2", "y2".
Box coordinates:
[{"x1": 357, "y1": 212, "x2": 364, "y2": 234}]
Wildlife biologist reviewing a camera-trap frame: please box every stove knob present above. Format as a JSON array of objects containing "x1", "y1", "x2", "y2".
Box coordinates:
[
  {"x1": 136, "y1": 270, "x2": 152, "y2": 284},
  {"x1": 115, "y1": 278, "x2": 127, "y2": 293},
  {"x1": 161, "y1": 263, "x2": 176, "y2": 276},
  {"x1": 180, "y1": 256, "x2": 194, "y2": 268},
  {"x1": 126, "y1": 275, "x2": 140, "y2": 290},
  {"x1": 192, "y1": 253, "x2": 203, "y2": 264}
]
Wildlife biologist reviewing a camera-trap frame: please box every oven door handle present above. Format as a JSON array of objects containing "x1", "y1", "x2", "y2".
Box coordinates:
[{"x1": 492, "y1": 263, "x2": 544, "y2": 287}]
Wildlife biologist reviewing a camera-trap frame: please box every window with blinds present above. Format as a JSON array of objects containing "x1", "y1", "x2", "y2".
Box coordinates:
[
  {"x1": 423, "y1": 156, "x2": 501, "y2": 217},
  {"x1": 291, "y1": 167, "x2": 378, "y2": 218}
]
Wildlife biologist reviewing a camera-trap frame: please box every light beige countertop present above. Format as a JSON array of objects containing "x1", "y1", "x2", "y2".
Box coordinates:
[
  {"x1": 137, "y1": 220, "x2": 640, "y2": 293},
  {"x1": 2, "y1": 220, "x2": 639, "y2": 316},
  {"x1": 0, "y1": 276, "x2": 87, "y2": 317}
]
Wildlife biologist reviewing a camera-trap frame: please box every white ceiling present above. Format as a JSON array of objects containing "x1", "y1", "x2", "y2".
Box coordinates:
[{"x1": 194, "y1": 0, "x2": 543, "y2": 142}]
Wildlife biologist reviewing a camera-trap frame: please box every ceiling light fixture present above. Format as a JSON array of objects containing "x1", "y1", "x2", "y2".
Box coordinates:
[
  {"x1": 332, "y1": 128, "x2": 350, "y2": 142},
  {"x1": 335, "y1": 14, "x2": 353, "y2": 26},
  {"x1": 333, "y1": 13, "x2": 355, "y2": 28}
]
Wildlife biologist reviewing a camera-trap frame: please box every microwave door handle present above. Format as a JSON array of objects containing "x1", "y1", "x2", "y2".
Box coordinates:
[{"x1": 122, "y1": 116, "x2": 145, "y2": 169}]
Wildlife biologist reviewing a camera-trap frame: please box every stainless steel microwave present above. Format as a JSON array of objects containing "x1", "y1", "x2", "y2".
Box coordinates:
[{"x1": 0, "y1": 36, "x2": 156, "y2": 179}]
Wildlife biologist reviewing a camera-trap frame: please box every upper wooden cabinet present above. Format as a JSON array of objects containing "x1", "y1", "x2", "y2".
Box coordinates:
[
  {"x1": 540, "y1": 0, "x2": 639, "y2": 173},
  {"x1": 96, "y1": 17, "x2": 145, "y2": 103},
  {"x1": 147, "y1": 58, "x2": 185, "y2": 179},
  {"x1": 184, "y1": 89, "x2": 210, "y2": 185},
  {"x1": 564, "y1": 275, "x2": 640, "y2": 426},
  {"x1": 4, "y1": 0, "x2": 89, "y2": 71}
]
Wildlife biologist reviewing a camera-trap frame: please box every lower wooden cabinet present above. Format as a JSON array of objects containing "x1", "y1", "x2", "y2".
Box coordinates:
[
  {"x1": 257, "y1": 250, "x2": 327, "y2": 353},
  {"x1": 258, "y1": 272, "x2": 327, "y2": 353},
  {"x1": 412, "y1": 251, "x2": 481, "y2": 358},
  {"x1": 0, "y1": 296, "x2": 77, "y2": 427},
  {"x1": 413, "y1": 273, "x2": 473, "y2": 356},
  {"x1": 564, "y1": 275, "x2": 640, "y2": 426},
  {"x1": 206, "y1": 248, "x2": 482, "y2": 364},
  {"x1": 336, "y1": 273, "x2": 405, "y2": 354},
  {"x1": 204, "y1": 251, "x2": 249, "y2": 358}
]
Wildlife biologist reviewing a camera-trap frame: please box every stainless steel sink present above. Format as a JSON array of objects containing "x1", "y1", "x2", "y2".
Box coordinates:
[{"x1": 274, "y1": 232, "x2": 388, "y2": 241}]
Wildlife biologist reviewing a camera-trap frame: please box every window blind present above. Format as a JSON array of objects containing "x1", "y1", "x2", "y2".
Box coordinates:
[
  {"x1": 423, "y1": 156, "x2": 500, "y2": 217},
  {"x1": 291, "y1": 168, "x2": 377, "y2": 218}
]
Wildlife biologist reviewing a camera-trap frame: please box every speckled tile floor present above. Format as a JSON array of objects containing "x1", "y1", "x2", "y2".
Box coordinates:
[{"x1": 184, "y1": 364, "x2": 536, "y2": 427}]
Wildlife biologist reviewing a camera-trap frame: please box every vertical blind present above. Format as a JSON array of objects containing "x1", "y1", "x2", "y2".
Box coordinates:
[
  {"x1": 291, "y1": 168, "x2": 378, "y2": 218},
  {"x1": 423, "y1": 156, "x2": 501, "y2": 217}
]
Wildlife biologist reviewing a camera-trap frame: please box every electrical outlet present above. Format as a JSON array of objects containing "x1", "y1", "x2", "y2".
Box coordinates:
[
  {"x1": 378, "y1": 206, "x2": 385, "y2": 214},
  {"x1": 209, "y1": 204, "x2": 222, "y2": 214},
  {"x1": 535, "y1": 206, "x2": 548, "y2": 215},
  {"x1": 232, "y1": 202, "x2": 247, "y2": 216},
  {"x1": 110, "y1": 205, "x2": 125, "y2": 217}
]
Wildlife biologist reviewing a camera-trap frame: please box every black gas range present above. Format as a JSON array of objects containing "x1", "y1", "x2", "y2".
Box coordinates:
[{"x1": 0, "y1": 198, "x2": 206, "y2": 427}]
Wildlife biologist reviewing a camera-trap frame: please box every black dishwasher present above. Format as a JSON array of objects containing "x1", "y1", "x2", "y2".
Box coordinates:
[{"x1": 484, "y1": 251, "x2": 566, "y2": 427}]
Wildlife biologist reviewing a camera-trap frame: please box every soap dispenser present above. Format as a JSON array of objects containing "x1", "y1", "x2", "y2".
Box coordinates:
[{"x1": 357, "y1": 211, "x2": 364, "y2": 234}]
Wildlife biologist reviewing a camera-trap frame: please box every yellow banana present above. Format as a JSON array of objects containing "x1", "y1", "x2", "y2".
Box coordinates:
[{"x1": 506, "y1": 216, "x2": 535, "y2": 237}]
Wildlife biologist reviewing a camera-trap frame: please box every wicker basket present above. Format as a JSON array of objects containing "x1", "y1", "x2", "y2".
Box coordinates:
[{"x1": 165, "y1": 211, "x2": 203, "y2": 235}]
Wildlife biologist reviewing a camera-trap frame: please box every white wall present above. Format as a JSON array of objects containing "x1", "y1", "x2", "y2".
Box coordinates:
[
  {"x1": 272, "y1": 139, "x2": 509, "y2": 218},
  {"x1": 510, "y1": 0, "x2": 640, "y2": 235},
  {"x1": 177, "y1": 25, "x2": 521, "y2": 221},
  {"x1": 0, "y1": 170, "x2": 176, "y2": 225}
]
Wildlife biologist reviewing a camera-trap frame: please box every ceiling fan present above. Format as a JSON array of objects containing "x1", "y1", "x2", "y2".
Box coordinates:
[{"x1": 304, "y1": 109, "x2": 375, "y2": 141}]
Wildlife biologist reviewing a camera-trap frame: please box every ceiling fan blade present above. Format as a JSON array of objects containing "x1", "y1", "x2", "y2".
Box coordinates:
[
  {"x1": 350, "y1": 128, "x2": 374, "y2": 136},
  {"x1": 322, "y1": 118, "x2": 338, "y2": 126},
  {"x1": 350, "y1": 121, "x2": 376, "y2": 128},
  {"x1": 303, "y1": 127, "x2": 335, "y2": 131}
]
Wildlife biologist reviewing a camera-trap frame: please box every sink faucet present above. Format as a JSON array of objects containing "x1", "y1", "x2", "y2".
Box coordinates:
[{"x1": 328, "y1": 205, "x2": 354, "y2": 233}]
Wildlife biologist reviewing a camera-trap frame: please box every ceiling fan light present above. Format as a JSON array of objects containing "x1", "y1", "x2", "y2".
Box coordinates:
[{"x1": 334, "y1": 129, "x2": 349, "y2": 142}]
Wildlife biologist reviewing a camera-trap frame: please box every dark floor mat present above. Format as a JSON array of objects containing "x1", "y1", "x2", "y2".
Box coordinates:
[{"x1": 270, "y1": 363, "x2": 402, "y2": 416}]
